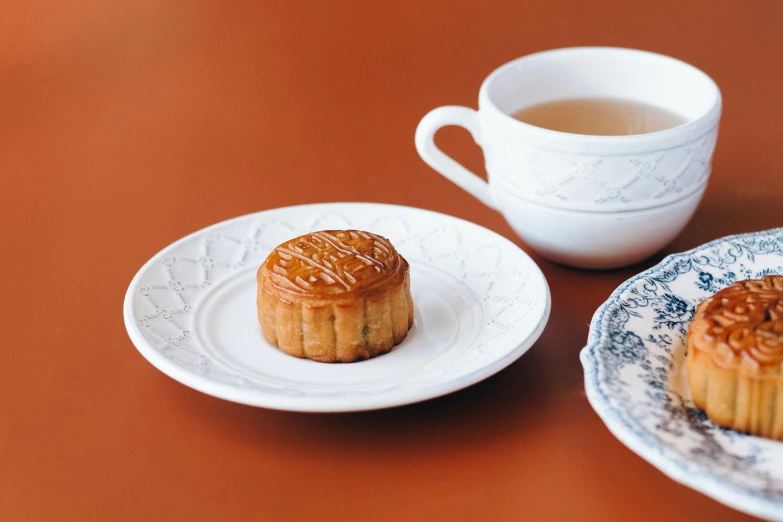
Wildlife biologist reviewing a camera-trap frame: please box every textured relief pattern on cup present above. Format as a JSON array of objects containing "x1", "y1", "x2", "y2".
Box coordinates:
[{"x1": 482, "y1": 128, "x2": 718, "y2": 211}]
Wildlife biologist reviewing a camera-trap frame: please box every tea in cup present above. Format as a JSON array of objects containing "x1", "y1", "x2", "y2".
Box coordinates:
[{"x1": 415, "y1": 47, "x2": 721, "y2": 269}]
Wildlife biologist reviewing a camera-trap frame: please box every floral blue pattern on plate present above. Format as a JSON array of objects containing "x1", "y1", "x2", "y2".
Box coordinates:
[{"x1": 581, "y1": 228, "x2": 783, "y2": 521}]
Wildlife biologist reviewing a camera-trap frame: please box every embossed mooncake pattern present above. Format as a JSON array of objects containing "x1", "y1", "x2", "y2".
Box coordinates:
[
  {"x1": 687, "y1": 275, "x2": 783, "y2": 440},
  {"x1": 257, "y1": 230, "x2": 413, "y2": 363}
]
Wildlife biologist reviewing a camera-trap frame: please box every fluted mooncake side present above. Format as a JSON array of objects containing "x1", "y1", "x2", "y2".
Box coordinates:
[
  {"x1": 687, "y1": 275, "x2": 783, "y2": 440},
  {"x1": 256, "y1": 230, "x2": 413, "y2": 363}
]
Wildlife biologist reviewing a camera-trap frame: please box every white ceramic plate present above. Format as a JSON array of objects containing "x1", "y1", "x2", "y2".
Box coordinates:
[
  {"x1": 581, "y1": 228, "x2": 783, "y2": 520},
  {"x1": 124, "y1": 203, "x2": 550, "y2": 412}
]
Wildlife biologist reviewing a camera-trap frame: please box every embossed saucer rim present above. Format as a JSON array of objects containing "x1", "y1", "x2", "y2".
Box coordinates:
[
  {"x1": 124, "y1": 202, "x2": 551, "y2": 412},
  {"x1": 581, "y1": 227, "x2": 783, "y2": 521}
]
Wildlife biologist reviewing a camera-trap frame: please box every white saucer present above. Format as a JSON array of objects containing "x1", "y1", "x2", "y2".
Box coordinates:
[{"x1": 124, "y1": 203, "x2": 550, "y2": 412}]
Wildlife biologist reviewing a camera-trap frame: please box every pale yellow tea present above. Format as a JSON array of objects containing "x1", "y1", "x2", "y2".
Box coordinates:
[{"x1": 511, "y1": 97, "x2": 687, "y2": 136}]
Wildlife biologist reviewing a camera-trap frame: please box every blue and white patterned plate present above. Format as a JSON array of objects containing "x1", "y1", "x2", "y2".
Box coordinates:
[{"x1": 581, "y1": 228, "x2": 783, "y2": 521}]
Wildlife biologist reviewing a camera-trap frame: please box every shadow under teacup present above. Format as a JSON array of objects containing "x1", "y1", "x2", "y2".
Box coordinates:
[{"x1": 415, "y1": 47, "x2": 721, "y2": 269}]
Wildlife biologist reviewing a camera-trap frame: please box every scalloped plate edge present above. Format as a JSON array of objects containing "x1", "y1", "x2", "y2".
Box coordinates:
[{"x1": 581, "y1": 227, "x2": 783, "y2": 521}]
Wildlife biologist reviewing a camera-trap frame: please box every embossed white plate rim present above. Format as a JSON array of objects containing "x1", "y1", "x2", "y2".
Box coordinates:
[{"x1": 124, "y1": 202, "x2": 551, "y2": 412}]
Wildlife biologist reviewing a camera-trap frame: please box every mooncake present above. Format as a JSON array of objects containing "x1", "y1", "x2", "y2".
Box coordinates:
[
  {"x1": 257, "y1": 230, "x2": 413, "y2": 363},
  {"x1": 687, "y1": 276, "x2": 783, "y2": 440}
]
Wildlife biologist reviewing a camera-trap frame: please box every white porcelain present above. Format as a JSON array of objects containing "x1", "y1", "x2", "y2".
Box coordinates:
[
  {"x1": 581, "y1": 228, "x2": 783, "y2": 520},
  {"x1": 496, "y1": 185, "x2": 706, "y2": 269},
  {"x1": 416, "y1": 47, "x2": 722, "y2": 268},
  {"x1": 123, "y1": 203, "x2": 550, "y2": 412}
]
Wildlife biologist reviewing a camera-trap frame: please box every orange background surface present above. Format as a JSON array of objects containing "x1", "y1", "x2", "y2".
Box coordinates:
[{"x1": 2, "y1": 0, "x2": 782, "y2": 520}]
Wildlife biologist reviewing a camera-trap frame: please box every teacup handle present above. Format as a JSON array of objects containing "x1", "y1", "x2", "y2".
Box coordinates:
[{"x1": 415, "y1": 106, "x2": 497, "y2": 210}]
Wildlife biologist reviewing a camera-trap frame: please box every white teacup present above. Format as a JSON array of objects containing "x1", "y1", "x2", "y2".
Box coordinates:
[{"x1": 415, "y1": 47, "x2": 721, "y2": 269}]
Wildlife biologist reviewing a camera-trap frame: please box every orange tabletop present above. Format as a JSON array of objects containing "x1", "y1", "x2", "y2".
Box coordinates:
[{"x1": 2, "y1": 0, "x2": 781, "y2": 520}]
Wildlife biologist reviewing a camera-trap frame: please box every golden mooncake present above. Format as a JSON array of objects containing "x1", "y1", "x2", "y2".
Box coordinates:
[
  {"x1": 256, "y1": 230, "x2": 413, "y2": 363},
  {"x1": 687, "y1": 275, "x2": 783, "y2": 440}
]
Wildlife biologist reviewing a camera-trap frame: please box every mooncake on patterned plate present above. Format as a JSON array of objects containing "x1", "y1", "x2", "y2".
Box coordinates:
[
  {"x1": 687, "y1": 275, "x2": 783, "y2": 440},
  {"x1": 256, "y1": 230, "x2": 413, "y2": 363}
]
